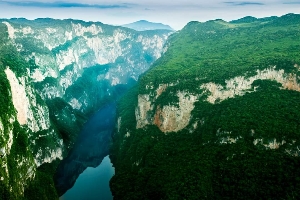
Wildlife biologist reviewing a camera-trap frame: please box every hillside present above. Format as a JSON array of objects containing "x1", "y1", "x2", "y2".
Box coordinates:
[
  {"x1": 110, "y1": 13, "x2": 300, "y2": 199},
  {"x1": 0, "y1": 18, "x2": 171, "y2": 199}
]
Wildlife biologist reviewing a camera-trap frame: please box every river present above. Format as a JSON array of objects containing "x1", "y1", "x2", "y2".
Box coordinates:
[
  {"x1": 55, "y1": 103, "x2": 116, "y2": 199},
  {"x1": 60, "y1": 156, "x2": 114, "y2": 200}
]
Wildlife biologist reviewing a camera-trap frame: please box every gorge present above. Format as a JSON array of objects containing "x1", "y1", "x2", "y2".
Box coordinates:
[
  {"x1": 0, "y1": 18, "x2": 172, "y2": 199},
  {"x1": 1, "y1": 13, "x2": 300, "y2": 200},
  {"x1": 54, "y1": 103, "x2": 116, "y2": 197}
]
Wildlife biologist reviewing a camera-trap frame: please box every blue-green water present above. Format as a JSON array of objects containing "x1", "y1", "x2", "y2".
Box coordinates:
[
  {"x1": 56, "y1": 103, "x2": 116, "y2": 199},
  {"x1": 60, "y1": 156, "x2": 114, "y2": 200}
]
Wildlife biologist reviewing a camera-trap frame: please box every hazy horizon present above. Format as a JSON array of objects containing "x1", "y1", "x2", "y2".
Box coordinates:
[{"x1": 0, "y1": 0, "x2": 299, "y2": 30}]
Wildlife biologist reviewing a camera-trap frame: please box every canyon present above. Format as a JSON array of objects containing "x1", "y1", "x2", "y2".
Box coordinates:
[
  {"x1": 1, "y1": 14, "x2": 300, "y2": 200},
  {"x1": 0, "y1": 18, "x2": 172, "y2": 199}
]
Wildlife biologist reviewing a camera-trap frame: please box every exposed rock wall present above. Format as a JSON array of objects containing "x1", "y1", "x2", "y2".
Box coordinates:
[
  {"x1": 154, "y1": 92, "x2": 197, "y2": 132},
  {"x1": 136, "y1": 89, "x2": 198, "y2": 133},
  {"x1": 0, "y1": 19, "x2": 172, "y2": 198},
  {"x1": 135, "y1": 67, "x2": 300, "y2": 133},
  {"x1": 136, "y1": 94, "x2": 152, "y2": 129},
  {"x1": 5, "y1": 67, "x2": 50, "y2": 132},
  {"x1": 2, "y1": 20, "x2": 171, "y2": 101},
  {"x1": 201, "y1": 67, "x2": 300, "y2": 104}
]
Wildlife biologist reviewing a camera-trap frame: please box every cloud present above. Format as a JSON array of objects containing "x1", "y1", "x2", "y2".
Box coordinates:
[
  {"x1": 283, "y1": 1, "x2": 300, "y2": 4},
  {"x1": 224, "y1": 1, "x2": 265, "y2": 6},
  {"x1": 0, "y1": 1, "x2": 132, "y2": 9}
]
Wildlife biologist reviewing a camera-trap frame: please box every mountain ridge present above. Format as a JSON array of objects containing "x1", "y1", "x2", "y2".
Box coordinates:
[{"x1": 110, "y1": 13, "x2": 300, "y2": 200}]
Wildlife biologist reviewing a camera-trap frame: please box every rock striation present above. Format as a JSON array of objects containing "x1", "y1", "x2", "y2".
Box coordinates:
[{"x1": 0, "y1": 18, "x2": 172, "y2": 198}]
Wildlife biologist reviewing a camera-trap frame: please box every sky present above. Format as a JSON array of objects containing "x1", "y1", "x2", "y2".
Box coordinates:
[{"x1": 0, "y1": 0, "x2": 299, "y2": 30}]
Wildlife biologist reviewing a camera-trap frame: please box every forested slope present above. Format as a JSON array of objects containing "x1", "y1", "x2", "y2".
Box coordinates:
[{"x1": 110, "y1": 13, "x2": 300, "y2": 199}]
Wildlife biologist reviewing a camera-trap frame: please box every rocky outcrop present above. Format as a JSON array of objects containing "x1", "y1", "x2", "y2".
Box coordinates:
[
  {"x1": 4, "y1": 67, "x2": 63, "y2": 169},
  {"x1": 135, "y1": 66, "x2": 300, "y2": 133},
  {"x1": 201, "y1": 67, "x2": 300, "y2": 104},
  {"x1": 136, "y1": 94, "x2": 152, "y2": 129},
  {"x1": 136, "y1": 89, "x2": 198, "y2": 133},
  {"x1": 2, "y1": 20, "x2": 171, "y2": 101},
  {"x1": 153, "y1": 92, "x2": 197, "y2": 132},
  {"x1": 5, "y1": 67, "x2": 50, "y2": 132}
]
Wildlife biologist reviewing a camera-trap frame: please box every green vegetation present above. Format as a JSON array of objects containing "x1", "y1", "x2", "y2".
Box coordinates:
[
  {"x1": 2, "y1": 121, "x2": 35, "y2": 200},
  {"x1": 64, "y1": 64, "x2": 111, "y2": 115},
  {"x1": 46, "y1": 97, "x2": 86, "y2": 149},
  {"x1": 0, "y1": 22, "x2": 8, "y2": 44},
  {"x1": 51, "y1": 37, "x2": 79, "y2": 55},
  {"x1": 111, "y1": 14, "x2": 300, "y2": 199},
  {"x1": 64, "y1": 64, "x2": 133, "y2": 116},
  {"x1": 0, "y1": 16, "x2": 170, "y2": 200},
  {"x1": 8, "y1": 18, "x2": 70, "y2": 29},
  {"x1": 15, "y1": 37, "x2": 51, "y2": 56},
  {"x1": 139, "y1": 14, "x2": 300, "y2": 94},
  {"x1": 0, "y1": 44, "x2": 29, "y2": 77},
  {"x1": 24, "y1": 160, "x2": 60, "y2": 200},
  {"x1": 34, "y1": 77, "x2": 59, "y2": 92},
  {"x1": 60, "y1": 63, "x2": 75, "y2": 77},
  {"x1": 0, "y1": 23, "x2": 60, "y2": 199}
]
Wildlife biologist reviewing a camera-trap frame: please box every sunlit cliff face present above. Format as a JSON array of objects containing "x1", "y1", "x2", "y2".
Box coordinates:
[{"x1": 0, "y1": 19, "x2": 171, "y2": 198}]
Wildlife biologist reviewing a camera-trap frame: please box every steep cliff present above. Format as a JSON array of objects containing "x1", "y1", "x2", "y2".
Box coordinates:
[
  {"x1": 110, "y1": 14, "x2": 300, "y2": 199},
  {"x1": 0, "y1": 18, "x2": 171, "y2": 199}
]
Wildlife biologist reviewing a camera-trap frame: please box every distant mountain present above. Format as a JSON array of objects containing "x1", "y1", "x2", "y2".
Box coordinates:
[{"x1": 121, "y1": 20, "x2": 174, "y2": 31}]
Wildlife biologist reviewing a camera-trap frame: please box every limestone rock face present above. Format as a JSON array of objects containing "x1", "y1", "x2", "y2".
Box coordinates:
[
  {"x1": 5, "y1": 67, "x2": 50, "y2": 132},
  {"x1": 153, "y1": 92, "x2": 198, "y2": 132},
  {"x1": 0, "y1": 18, "x2": 172, "y2": 198},
  {"x1": 136, "y1": 84, "x2": 198, "y2": 133},
  {"x1": 136, "y1": 94, "x2": 152, "y2": 129},
  {"x1": 135, "y1": 66, "x2": 300, "y2": 134},
  {"x1": 200, "y1": 67, "x2": 300, "y2": 104},
  {"x1": 2, "y1": 20, "x2": 171, "y2": 99}
]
